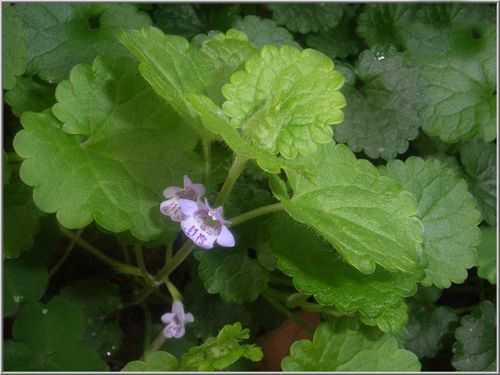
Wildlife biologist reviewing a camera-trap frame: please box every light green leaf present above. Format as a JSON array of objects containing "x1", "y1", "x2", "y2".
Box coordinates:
[
  {"x1": 477, "y1": 227, "x2": 496, "y2": 284},
  {"x1": 283, "y1": 143, "x2": 424, "y2": 275},
  {"x1": 452, "y1": 301, "x2": 497, "y2": 371},
  {"x1": 14, "y1": 58, "x2": 202, "y2": 241},
  {"x1": 222, "y1": 45, "x2": 346, "y2": 159},
  {"x1": 269, "y1": 3, "x2": 343, "y2": 34},
  {"x1": 334, "y1": 47, "x2": 421, "y2": 160},
  {"x1": 4, "y1": 179, "x2": 41, "y2": 259},
  {"x1": 180, "y1": 322, "x2": 263, "y2": 371},
  {"x1": 4, "y1": 296, "x2": 106, "y2": 371},
  {"x1": 407, "y1": 5, "x2": 497, "y2": 143},
  {"x1": 382, "y1": 157, "x2": 481, "y2": 288},
  {"x1": 15, "y1": 3, "x2": 152, "y2": 82},
  {"x1": 5, "y1": 76, "x2": 56, "y2": 116},
  {"x1": 282, "y1": 319, "x2": 421, "y2": 371},
  {"x1": 195, "y1": 246, "x2": 269, "y2": 304},
  {"x1": 2, "y1": 4, "x2": 28, "y2": 90},
  {"x1": 400, "y1": 287, "x2": 458, "y2": 359},
  {"x1": 122, "y1": 351, "x2": 178, "y2": 371},
  {"x1": 4, "y1": 253, "x2": 48, "y2": 316},
  {"x1": 120, "y1": 26, "x2": 256, "y2": 137},
  {"x1": 269, "y1": 214, "x2": 419, "y2": 333},
  {"x1": 356, "y1": 4, "x2": 417, "y2": 50},
  {"x1": 233, "y1": 15, "x2": 300, "y2": 49},
  {"x1": 460, "y1": 139, "x2": 496, "y2": 226}
]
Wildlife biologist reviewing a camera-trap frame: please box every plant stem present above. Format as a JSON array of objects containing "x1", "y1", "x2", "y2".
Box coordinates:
[
  {"x1": 229, "y1": 202, "x2": 284, "y2": 227},
  {"x1": 164, "y1": 243, "x2": 173, "y2": 265},
  {"x1": 60, "y1": 227, "x2": 143, "y2": 278},
  {"x1": 214, "y1": 155, "x2": 248, "y2": 206},
  {"x1": 165, "y1": 280, "x2": 183, "y2": 301},
  {"x1": 148, "y1": 331, "x2": 166, "y2": 354},
  {"x1": 119, "y1": 239, "x2": 131, "y2": 264},
  {"x1": 134, "y1": 244, "x2": 151, "y2": 280},
  {"x1": 202, "y1": 139, "x2": 211, "y2": 185},
  {"x1": 49, "y1": 229, "x2": 83, "y2": 277}
]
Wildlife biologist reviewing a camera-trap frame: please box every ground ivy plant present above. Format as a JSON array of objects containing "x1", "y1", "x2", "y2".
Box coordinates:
[{"x1": 2, "y1": 3, "x2": 497, "y2": 372}]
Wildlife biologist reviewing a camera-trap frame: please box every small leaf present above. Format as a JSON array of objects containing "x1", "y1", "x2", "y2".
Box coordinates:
[
  {"x1": 283, "y1": 143, "x2": 424, "y2": 275},
  {"x1": 282, "y1": 319, "x2": 421, "y2": 371},
  {"x1": 5, "y1": 76, "x2": 55, "y2": 116},
  {"x1": 4, "y1": 296, "x2": 106, "y2": 371},
  {"x1": 195, "y1": 246, "x2": 269, "y2": 304},
  {"x1": 14, "y1": 58, "x2": 202, "y2": 241},
  {"x1": 233, "y1": 15, "x2": 300, "y2": 49},
  {"x1": 452, "y1": 301, "x2": 496, "y2": 371},
  {"x1": 381, "y1": 157, "x2": 481, "y2": 288},
  {"x1": 400, "y1": 287, "x2": 458, "y2": 359},
  {"x1": 460, "y1": 138, "x2": 496, "y2": 226},
  {"x1": 180, "y1": 322, "x2": 263, "y2": 371},
  {"x1": 269, "y1": 3, "x2": 343, "y2": 34},
  {"x1": 476, "y1": 227, "x2": 496, "y2": 284},
  {"x1": 334, "y1": 47, "x2": 421, "y2": 160},
  {"x1": 2, "y1": 4, "x2": 28, "y2": 90},
  {"x1": 122, "y1": 351, "x2": 178, "y2": 371},
  {"x1": 15, "y1": 3, "x2": 152, "y2": 82},
  {"x1": 4, "y1": 253, "x2": 48, "y2": 317},
  {"x1": 222, "y1": 45, "x2": 346, "y2": 159},
  {"x1": 4, "y1": 179, "x2": 41, "y2": 259},
  {"x1": 269, "y1": 214, "x2": 419, "y2": 333}
]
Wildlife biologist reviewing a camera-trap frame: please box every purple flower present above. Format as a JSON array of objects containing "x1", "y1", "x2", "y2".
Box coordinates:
[
  {"x1": 179, "y1": 198, "x2": 235, "y2": 250},
  {"x1": 160, "y1": 176, "x2": 205, "y2": 222},
  {"x1": 161, "y1": 301, "x2": 194, "y2": 339}
]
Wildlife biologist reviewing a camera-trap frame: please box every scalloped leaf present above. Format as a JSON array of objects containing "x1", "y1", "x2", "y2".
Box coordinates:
[
  {"x1": 269, "y1": 214, "x2": 419, "y2": 333},
  {"x1": 5, "y1": 76, "x2": 55, "y2": 116},
  {"x1": 15, "y1": 3, "x2": 152, "y2": 83},
  {"x1": 269, "y1": 3, "x2": 343, "y2": 34},
  {"x1": 477, "y1": 227, "x2": 496, "y2": 284},
  {"x1": 334, "y1": 47, "x2": 421, "y2": 160},
  {"x1": 13, "y1": 57, "x2": 202, "y2": 241},
  {"x1": 122, "y1": 351, "x2": 178, "y2": 371},
  {"x1": 282, "y1": 319, "x2": 421, "y2": 371},
  {"x1": 382, "y1": 157, "x2": 481, "y2": 288},
  {"x1": 2, "y1": 4, "x2": 28, "y2": 90},
  {"x1": 282, "y1": 143, "x2": 424, "y2": 275},
  {"x1": 222, "y1": 45, "x2": 346, "y2": 159},
  {"x1": 460, "y1": 139, "x2": 496, "y2": 226},
  {"x1": 233, "y1": 15, "x2": 300, "y2": 49}
]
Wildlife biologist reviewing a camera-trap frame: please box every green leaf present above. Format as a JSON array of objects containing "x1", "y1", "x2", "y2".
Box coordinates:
[
  {"x1": 15, "y1": 3, "x2": 152, "y2": 82},
  {"x1": 5, "y1": 76, "x2": 56, "y2": 116},
  {"x1": 3, "y1": 151, "x2": 13, "y2": 185},
  {"x1": 4, "y1": 179, "x2": 41, "y2": 259},
  {"x1": 477, "y1": 227, "x2": 496, "y2": 284},
  {"x1": 407, "y1": 5, "x2": 497, "y2": 143},
  {"x1": 4, "y1": 253, "x2": 48, "y2": 317},
  {"x1": 269, "y1": 214, "x2": 419, "y2": 333},
  {"x1": 180, "y1": 322, "x2": 263, "y2": 371},
  {"x1": 120, "y1": 26, "x2": 256, "y2": 137},
  {"x1": 152, "y1": 4, "x2": 205, "y2": 38},
  {"x1": 269, "y1": 3, "x2": 343, "y2": 34},
  {"x1": 334, "y1": 47, "x2": 421, "y2": 160},
  {"x1": 381, "y1": 157, "x2": 481, "y2": 288},
  {"x1": 460, "y1": 139, "x2": 496, "y2": 226},
  {"x1": 2, "y1": 4, "x2": 28, "y2": 90},
  {"x1": 4, "y1": 296, "x2": 107, "y2": 371},
  {"x1": 222, "y1": 45, "x2": 346, "y2": 159},
  {"x1": 233, "y1": 15, "x2": 300, "y2": 49},
  {"x1": 282, "y1": 319, "x2": 421, "y2": 371},
  {"x1": 13, "y1": 57, "x2": 202, "y2": 241},
  {"x1": 195, "y1": 246, "x2": 269, "y2": 304},
  {"x1": 452, "y1": 301, "x2": 497, "y2": 371},
  {"x1": 283, "y1": 143, "x2": 424, "y2": 275},
  {"x1": 122, "y1": 351, "x2": 178, "y2": 371},
  {"x1": 356, "y1": 4, "x2": 417, "y2": 50},
  {"x1": 400, "y1": 287, "x2": 458, "y2": 359},
  {"x1": 184, "y1": 277, "x2": 252, "y2": 339},
  {"x1": 60, "y1": 280, "x2": 122, "y2": 356},
  {"x1": 306, "y1": 6, "x2": 362, "y2": 59}
]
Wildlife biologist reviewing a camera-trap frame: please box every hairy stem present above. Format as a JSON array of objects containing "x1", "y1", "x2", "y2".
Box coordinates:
[
  {"x1": 229, "y1": 202, "x2": 284, "y2": 227},
  {"x1": 214, "y1": 155, "x2": 248, "y2": 206},
  {"x1": 60, "y1": 227, "x2": 143, "y2": 278},
  {"x1": 134, "y1": 244, "x2": 151, "y2": 280},
  {"x1": 49, "y1": 229, "x2": 83, "y2": 277}
]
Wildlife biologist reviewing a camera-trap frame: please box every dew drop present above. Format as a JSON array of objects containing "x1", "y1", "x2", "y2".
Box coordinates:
[
  {"x1": 106, "y1": 351, "x2": 112, "y2": 357},
  {"x1": 41, "y1": 308, "x2": 48, "y2": 315}
]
